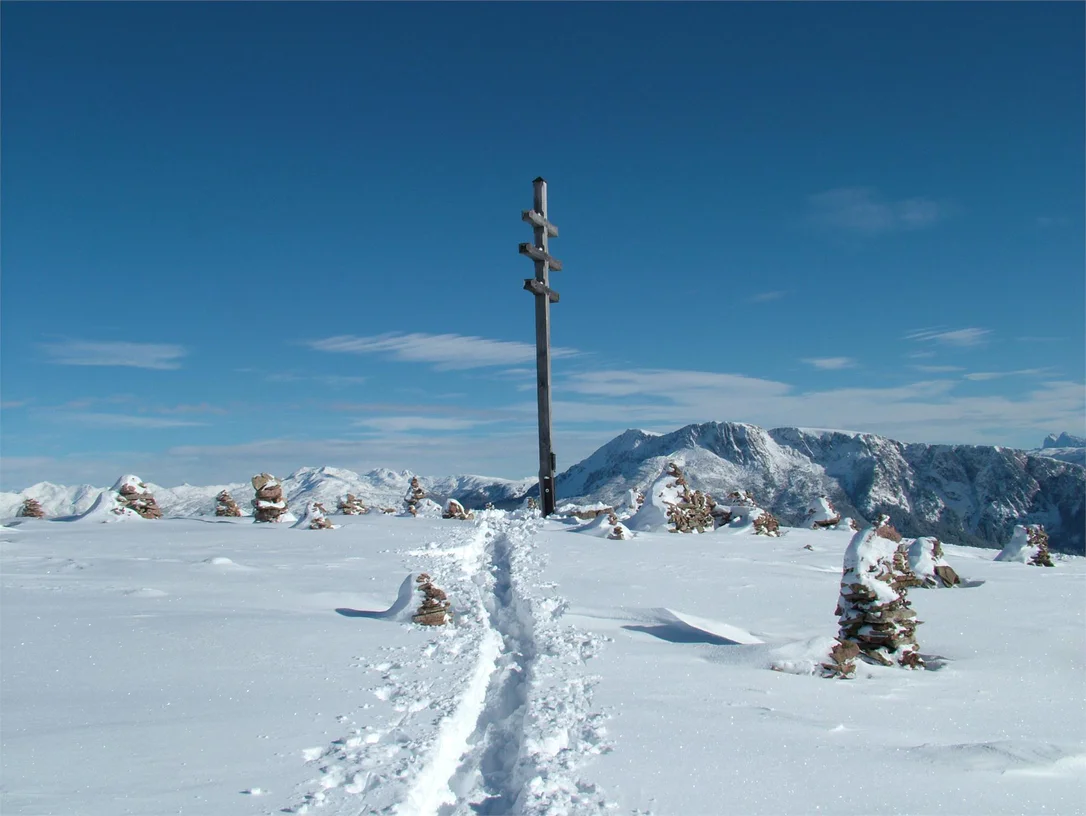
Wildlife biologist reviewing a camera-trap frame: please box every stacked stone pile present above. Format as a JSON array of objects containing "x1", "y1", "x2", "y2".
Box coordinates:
[
  {"x1": 404, "y1": 477, "x2": 425, "y2": 517},
  {"x1": 412, "y1": 573, "x2": 451, "y2": 626},
  {"x1": 606, "y1": 511, "x2": 631, "y2": 540},
  {"x1": 907, "y1": 537, "x2": 961, "y2": 587},
  {"x1": 114, "y1": 477, "x2": 163, "y2": 519},
  {"x1": 805, "y1": 496, "x2": 842, "y2": 529},
  {"x1": 822, "y1": 520, "x2": 924, "y2": 678},
  {"x1": 215, "y1": 490, "x2": 242, "y2": 517},
  {"x1": 996, "y1": 524, "x2": 1054, "y2": 567},
  {"x1": 659, "y1": 464, "x2": 717, "y2": 533},
  {"x1": 338, "y1": 494, "x2": 368, "y2": 515},
  {"x1": 301, "y1": 502, "x2": 334, "y2": 530},
  {"x1": 18, "y1": 497, "x2": 45, "y2": 518},
  {"x1": 251, "y1": 473, "x2": 289, "y2": 523},
  {"x1": 442, "y1": 499, "x2": 474, "y2": 520}
]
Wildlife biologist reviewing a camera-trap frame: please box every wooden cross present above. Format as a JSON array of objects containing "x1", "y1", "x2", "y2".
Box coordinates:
[{"x1": 520, "y1": 177, "x2": 562, "y2": 516}]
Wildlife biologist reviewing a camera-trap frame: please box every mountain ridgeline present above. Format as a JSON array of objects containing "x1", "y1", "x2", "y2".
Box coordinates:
[{"x1": 551, "y1": 422, "x2": 1085, "y2": 555}]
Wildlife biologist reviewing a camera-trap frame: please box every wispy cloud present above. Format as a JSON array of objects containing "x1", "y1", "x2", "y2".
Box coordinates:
[
  {"x1": 57, "y1": 413, "x2": 207, "y2": 428},
  {"x1": 748, "y1": 291, "x2": 789, "y2": 303},
  {"x1": 352, "y1": 416, "x2": 491, "y2": 433},
  {"x1": 1, "y1": 400, "x2": 30, "y2": 409},
  {"x1": 802, "y1": 357, "x2": 856, "y2": 370},
  {"x1": 267, "y1": 372, "x2": 368, "y2": 388},
  {"x1": 911, "y1": 364, "x2": 965, "y2": 373},
  {"x1": 307, "y1": 332, "x2": 577, "y2": 370},
  {"x1": 905, "y1": 328, "x2": 991, "y2": 347},
  {"x1": 41, "y1": 340, "x2": 187, "y2": 370},
  {"x1": 808, "y1": 187, "x2": 945, "y2": 234},
  {"x1": 964, "y1": 368, "x2": 1051, "y2": 382}
]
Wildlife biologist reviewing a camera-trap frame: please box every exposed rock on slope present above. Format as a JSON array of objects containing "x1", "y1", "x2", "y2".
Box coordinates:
[{"x1": 553, "y1": 422, "x2": 1085, "y2": 554}]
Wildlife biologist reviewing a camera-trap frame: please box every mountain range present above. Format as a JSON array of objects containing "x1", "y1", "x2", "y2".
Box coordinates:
[{"x1": 2, "y1": 426, "x2": 1083, "y2": 554}]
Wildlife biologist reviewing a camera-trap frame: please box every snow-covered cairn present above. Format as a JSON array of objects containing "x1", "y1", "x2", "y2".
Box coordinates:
[
  {"x1": 337, "y1": 493, "x2": 368, "y2": 515},
  {"x1": 412, "y1": 573, "x2": 451, "y2": 626},
  {"x1": 907, "y1": 537, "x2": 961, "y2": 587},
  {"x1": 725, "y1": 490, "x2": 780, "y2": 536},
  {"x1": 294, "y1": 501, "x2": 333, "y2": 530},
  {"x1": 403, "y1": 476, "x2": 426, "y2": 517},
  {"x1": 442, "y1": 498, "x2": 474, "y2": 521},
  {"x1": 215, "y1": 490, "x2": 242, "y2": 517},
  {"x1": 805, "y1": 496, "x2": 842, "y2": 529},
  {"x1": 823, "y1": 517, "x2": 924, "y2": 678},
  {"x1": 628, "y1": 462, "x2": 718, "y2": 533},
  {"x1": 607, "y1": 511, "x2": 631, "y2": 540},
  {"x1": 18, "y1": 497, "x2": 45, "y2": 518},
  {"x1": 251, "y1": 473, "x2": 289, "y2": 523},
  {"x1": 995, "y1": 524, "x2": 1054, "y2": 567},
  {"x1": 113, "y1": 476, "x2": 163, "y2": 519}
]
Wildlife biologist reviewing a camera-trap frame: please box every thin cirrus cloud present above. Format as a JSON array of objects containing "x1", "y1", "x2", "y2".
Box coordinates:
[
  {"x1": 57, "y1": 412, "x2": 207, "y2": 429},
  {"x1": 964, "y1": 368, "x2": 1051, "y2": 382},
  {"x1": 905, "y1": 328, "x2": 991, "y2": 347},
  {"x1": 307, "y1": 332, "x2": 578, "y2": 370},
  {"x1": 807, "y1": 187, "x2": 945, "y2": 234},
  {"x1": 911, "y1": 364, "x2": 965, "y2": 373},
  {"x1": 352, "y1": 416, "x2": 493, "y2": 433},
  {"x1": 41, "y1": 339, "x2": 187, "y2": 370},
  {"x1": 802, "y1": 357, "x2": 856, "y2": 370}
]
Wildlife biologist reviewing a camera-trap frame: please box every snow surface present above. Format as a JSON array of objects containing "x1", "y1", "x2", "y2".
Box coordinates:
[{"x1": 2, "y1": 512, "x2": 1084, "y2": 815}]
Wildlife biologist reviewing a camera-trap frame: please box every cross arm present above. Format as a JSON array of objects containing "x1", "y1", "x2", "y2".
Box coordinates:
[
  {"x1": 519, "y1": 242, "x2": 563, "y2": 272},
  {"x1": 524, "y1": 278, "x2": 560, "y2": 303},
  {"x1": 521, "y1": 209, "x2": 559, "y2": 238}
]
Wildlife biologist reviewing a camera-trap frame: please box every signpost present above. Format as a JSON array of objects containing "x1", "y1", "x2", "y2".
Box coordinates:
[{"x1": 520, "y1": 177, "x2": 562, "y2": 517}]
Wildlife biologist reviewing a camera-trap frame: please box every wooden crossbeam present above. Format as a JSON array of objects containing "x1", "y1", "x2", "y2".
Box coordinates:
[
  {"x1": 518, "y1": 242, "x2": 563, "y2": 271},
  {"x1": 522, "y1": 209, "x2": 559, "y2": 237},
  {"x1": 524, "y1": 278, "x2": 560, "y2": 302}
]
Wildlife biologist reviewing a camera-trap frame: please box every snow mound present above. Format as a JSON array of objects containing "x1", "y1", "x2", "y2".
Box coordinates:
[
  {"x1": 907, "y1": 537, "x2": 961, "y2": 587},
  {"x1": 625, "y1": 467, "x2": 685, "y2": 532}
]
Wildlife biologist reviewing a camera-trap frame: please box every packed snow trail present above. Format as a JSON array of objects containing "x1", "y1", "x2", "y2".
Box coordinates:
[{"x1": 286, "y1": 511, "x2": 609, "y2": 815}]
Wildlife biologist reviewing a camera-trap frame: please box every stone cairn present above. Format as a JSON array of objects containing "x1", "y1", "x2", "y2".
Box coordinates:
[
  {"x1": 726, "y1": 490, "x2": 780, "y2": 536},
  {"x1": 412, "y1": 573, "x2": 451, "y2": 626},
  {"x1": 1027, "y1": 526, "x2": 1054, "y2": 567},
  {"x1": 526, "y1": 497, "x2": 538, "y2": 512},
  {"x1": 338, "y1": 493, "x2": 368, "y2": 515},
  {"x1": 305, "y1": 502, "x2": 334, "y2": 530},
  {"x1": 251, "y1": 473, "x2": 288, "y2": 523},
  {"x1": 404, "y1": 477, "x2": 426, "y2": 517},
  {"x1": 18, "y1": 497, "x2": 45, "y2": 518},
  {"x1": 663, "y1": 464, "x2": 718, "y2": 533},
  {"x1": 907, "y1": 537, "x2": 961, "y2": 588},
  {"x1": 442, "y1": 499, "x2": 474, "y2": 521},
  {"x1": 805, "y1": 496, "x2": 842, "y2": 529},
  {"x1": 606, "y1": 511, "x2": 631, "y2": 540},
  {"x1": 215, "y1": 490, "x2": 242, "y2": 517},
  {"x1": 116, "y1": 478, "x2": 163, "y2": 519},
  {"x1": 822, "y1": 516, "x2": 923, "y2": 678}
]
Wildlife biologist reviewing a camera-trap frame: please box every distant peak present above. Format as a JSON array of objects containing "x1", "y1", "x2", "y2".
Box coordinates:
[{"x1": 1043, "y1": 432, "x2": 1086, "y2": 449}]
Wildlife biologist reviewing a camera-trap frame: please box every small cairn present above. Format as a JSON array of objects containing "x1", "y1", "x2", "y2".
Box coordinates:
[
  {"x1": 302, "y1": 502, "x2": 334, "y2": 530},
  {"x1": 380, "y1": 507, "x2": 397, "y2": 515},
  {"x1": 995, "y1": 524, "x2": 1054, "y2": 567},
  {"x1": 404, "y1": 477, "x2": 426, "y2": 517},
  {"x1": 18, "y1": 497, "x2": 45, "y2": 518},
  {"x1": 726, "y1": 490, "x2": 780, "y2": 536},
  {"x1": 412, "y1": 573, "x2": 451, "y2": 626},
  {"x1": 526, "y1": 497, "x2": 538, "y2": 512},
  {"x1": 442, "y1": 499, "x2": 474, "y2": 521},
  {"x1": 338, "y1": 493, "x2": 368, "y2": 515},
  {"x1": 606, "y1": 511, "x2": 631, "y2": 540},
  {"x1": 907, "y1": 537, "x2": 961, "y2": 587},
  {"x1": 661, "y1": 464, "x2": 717, "y2": 533},
  {"x1": 114, "y1": 476, "x2": 163, "y2": 519},
  {"x1": 251, "y1": 473, "x2": 289, "y2": 523},
  {"x1": 823, "y1": 518, "x2": 924, "y2": 677},
  {"x1": 215, "y1": 490, "x2": 242, "y2": 517},
  {"x1": 805, "y1": 496, "x2": 842, "y2": 530}
]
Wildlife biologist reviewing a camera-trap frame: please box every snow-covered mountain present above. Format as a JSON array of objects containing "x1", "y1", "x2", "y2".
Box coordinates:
[
  {"x1": 3, "y1": 423, "x2": 1082, "y2": 553},
  {"x1": 551, "y1": 422, "x2": 1085, "y2": 555},
  {"x1": 1032, "y1": 431, "x2": 1086, "y2": 467},
  {"x1": 1042, "y1": 431, "x2": 1085, "y2": 449}
]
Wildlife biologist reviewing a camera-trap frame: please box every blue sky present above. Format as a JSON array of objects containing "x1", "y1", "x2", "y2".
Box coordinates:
[{"x1": 2, "y1": 2, "x2": 1083, "y2": 489}]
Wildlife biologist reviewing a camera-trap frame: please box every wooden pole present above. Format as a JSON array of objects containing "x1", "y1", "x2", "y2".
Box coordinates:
[{"x1": 520, "y1": 177, "x2": 561, "y2": 516}]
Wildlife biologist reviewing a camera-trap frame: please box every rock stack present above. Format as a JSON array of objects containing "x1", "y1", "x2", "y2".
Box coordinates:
[
  {"x1": 875, "y1": 514, "x2": 902, "y2": 543},
  {"x1": 660, "y1": 464, "x2": 717, "y2": 533},
  {"x1": 403, "y1": 477, "x2": 426, "y2": 517},
  {"x1": 215, "y1": 490, "x2": 242, "y2": 517},
  {"x1": 996, "y1": 524, "x2": 1054, "y2": 567},
  {"x1": 251, "y1": 473, "x2": 289, "y2": 523},
  {"x1": 823, "y1": 521, "x2": 924, "y2": 677},
  {"x1": 412, "y1": 573, "x2": 451, "y2": 626},
  {"x1": 805, "y1": 496, "x2": 842, "y2": 529},
  {"x1": 338, "y1": 494, "x2": 368, "y2": 515},
  {"x1": 526, "y1": 497, "x2": 538, "y2": 512},
  {"x1": 907, "y1": 537, "x2": 961, "y2": 587},
  {"x1": 606, "y1": 511, "x2": 631, "y2": 540},
  {"x1": 114, "y1": 476, "x2": 163, "y2": 519},
  {"x1": 18, "y1": 497, "x2": 45, "y2": 518},
  {"x1": 751, "y1": 510, "x2": 781, "y2": 537},
  {"x1": 442, "y1": 499, "x2": 474, "y2": 521},
  {"x1": 299, "y1": 501, "x2": 334, "y2": 530},
  {"x1": 724, "y1": 490, "x2": 780, "y2": 536}
]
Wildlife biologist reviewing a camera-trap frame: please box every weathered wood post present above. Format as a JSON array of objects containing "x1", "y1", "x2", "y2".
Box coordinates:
[{"x1": 520, "y1": 177, "x2": 562, "y2": 517}]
